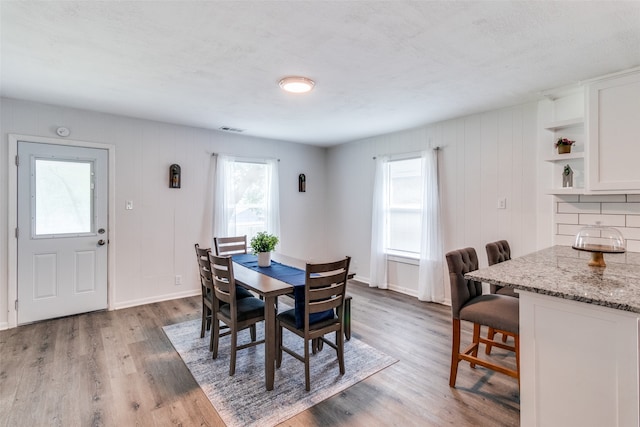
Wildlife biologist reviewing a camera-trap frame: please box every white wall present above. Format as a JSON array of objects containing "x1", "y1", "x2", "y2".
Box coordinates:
[
  {"x1": 0, "y1": 97, "x2": 328, "y2": 328},
  {"x1": 326, "y1": 101, "x2": 543, "y2": 303},
  {"x1": 0, "y1": 96, "x2": 553, "y2": 327}
]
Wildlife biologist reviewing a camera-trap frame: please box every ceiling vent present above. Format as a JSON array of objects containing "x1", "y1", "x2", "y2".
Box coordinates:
[{"x1": 219, "y1": 126, "x2": 244, "y2": 133}]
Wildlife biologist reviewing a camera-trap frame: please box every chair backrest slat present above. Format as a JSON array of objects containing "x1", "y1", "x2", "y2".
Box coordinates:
[
  {"x1": 209, "y1": 253, "x2": 236, "y2": 305},
  {"x1": 214, "y1": 236, "x2": 248, "y2": 256},
  {"x1": 309, "y1": 296, "x2": 342, "y2": 314},
  {"x1": 310, "y1": 283, "x2": 344, "y2": 302},
  {"x1": 308, "y1": 273, "x2": 344, "y2": 288}
]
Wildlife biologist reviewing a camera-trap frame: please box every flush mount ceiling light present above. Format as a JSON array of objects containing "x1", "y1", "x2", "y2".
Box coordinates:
[{"x1": 278, "y1": 76, "x2": 315, "y2": 93}]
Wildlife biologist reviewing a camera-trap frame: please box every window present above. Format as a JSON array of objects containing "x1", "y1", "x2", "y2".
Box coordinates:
[
  {"x1": 214, "y1": 156, "x2": 280, "y2": 245},
  {"x1": 386, "y1": 158, "x2": 423, "y2": 255},
  {"x1": 370, "y1": 149, "x2": 444, "y2": 301},
  {"x1": 228, "y1": 161, "x2": 269, "y2": 239}
]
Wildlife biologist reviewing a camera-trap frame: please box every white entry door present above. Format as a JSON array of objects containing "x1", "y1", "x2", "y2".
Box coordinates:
[{"x1": 17, "y1": 141, "x2": 108, "y2": 324}]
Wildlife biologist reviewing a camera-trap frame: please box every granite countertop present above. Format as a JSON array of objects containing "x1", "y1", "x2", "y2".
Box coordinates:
[{"x1": 465, "y1": 245, "x2": 640, "y2": 314}]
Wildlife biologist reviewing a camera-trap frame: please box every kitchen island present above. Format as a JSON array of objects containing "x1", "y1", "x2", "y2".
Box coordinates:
[{"x1": 467, "y1": 246, "x2": 640, "y2": 427}]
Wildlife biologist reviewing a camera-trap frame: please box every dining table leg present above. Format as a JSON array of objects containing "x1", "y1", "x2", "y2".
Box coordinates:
[{"x1": 264, "y1": 295, "x2": 277, "y2": 391}]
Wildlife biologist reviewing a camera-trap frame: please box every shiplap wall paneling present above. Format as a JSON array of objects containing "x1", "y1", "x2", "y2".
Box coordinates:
[
  {"x1": 326, "y1": 102, "x2": 541, "y2": 304},
  {"x1": 463, "y1": 115, "x2": 484, "y2": 257},
  {"x1": 480, "y1": 111, "x2": 499, "y2": 266}
]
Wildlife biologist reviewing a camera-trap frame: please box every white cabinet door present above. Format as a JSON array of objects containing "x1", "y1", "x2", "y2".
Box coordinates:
[
  {"x1": 587, "y1": 70, "x2": 640, "y2": 191},
  {"x1": 519, "y1": 291, "x2": 639, "y2": 427}
]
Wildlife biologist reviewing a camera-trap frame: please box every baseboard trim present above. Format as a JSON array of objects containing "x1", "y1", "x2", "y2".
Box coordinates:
[
  {"x1": 351, "y1": 275, "x2": 420, "y2": 299},
  {"x1": 351, "y1": 275, "x2": 450, "y2": 305},
  {"x1": 112, "y1": 289, "x2": 201, "y2": 310},
  {"x1": 387, "y1": 283, "x2": 419, "y2": 298}
]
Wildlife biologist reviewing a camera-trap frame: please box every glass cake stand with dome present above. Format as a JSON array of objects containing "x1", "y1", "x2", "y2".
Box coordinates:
[{"x1": 572, "y1": 223, "x2": 626, "y2": 267}]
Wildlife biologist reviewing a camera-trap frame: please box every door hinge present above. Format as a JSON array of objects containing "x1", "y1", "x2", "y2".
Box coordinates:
[
  {"x1": 15, "y1": 300, "x2": 18, "y2": 310},
  {"x1": 15, "y1": 227, "x2": 19, "y2": 238},
  {"x1": 15, "y1": 155, "x2": 19, "y2": 166}
]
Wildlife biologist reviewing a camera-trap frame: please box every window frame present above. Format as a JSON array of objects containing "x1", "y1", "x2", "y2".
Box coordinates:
[
  {"x1": 214, "y1": 155, "x2": 280, "y2": 248},
  {"x1": 384, "y1": 155, "x2": 424, "y2": 257}
]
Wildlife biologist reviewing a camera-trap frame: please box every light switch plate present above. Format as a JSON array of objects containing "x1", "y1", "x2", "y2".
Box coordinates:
[{"x1": 125, "y1": 200, "x2": 133, "y2": 210}]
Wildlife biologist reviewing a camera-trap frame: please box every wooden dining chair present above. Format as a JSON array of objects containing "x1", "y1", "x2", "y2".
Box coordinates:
[
  {"x1": 194, "y1": 244, "x2": 253, "y2": 340},
  {"x1": 209, "y1": 253, "x2": 265, "y2": 375},
  {"x1": 214, "y1": 235, "x2": 248, "y2": 256},
  {"x1": 276, "y1": 256, "x2": 351, "y2": 391},
  {"x1": 445, "y1": 247, "x2": 519, "y2": 388}
]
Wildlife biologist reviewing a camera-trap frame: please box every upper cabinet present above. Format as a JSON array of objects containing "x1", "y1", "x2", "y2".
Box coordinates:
[
  {"x1": 541, "y1": 68, "x2": 640, "y2": 195},
  {"x1": 587, "y1": 70, "x2": 640, "y2": 192}
]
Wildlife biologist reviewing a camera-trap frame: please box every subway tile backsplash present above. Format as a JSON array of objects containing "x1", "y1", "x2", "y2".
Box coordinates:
[{"x1": 554, "y1": 195, "x2": 640, "y2": 253}]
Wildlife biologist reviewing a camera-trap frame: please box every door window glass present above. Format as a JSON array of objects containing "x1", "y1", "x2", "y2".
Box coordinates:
[{"x1": 35, "y1": 159, "x2": 93, "y2": 235}]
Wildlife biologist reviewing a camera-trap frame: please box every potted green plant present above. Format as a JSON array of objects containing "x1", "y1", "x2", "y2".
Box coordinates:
[
  {"x1": 555, "y1": 137, "x2": 575, "y2": 154},
  {"x1": 250, "y1": 231, "x2": 279, "y2": 267}
]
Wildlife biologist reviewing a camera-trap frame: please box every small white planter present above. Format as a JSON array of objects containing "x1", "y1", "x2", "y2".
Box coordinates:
[{"x1": 257, "y1": 251, "x2": 271, "y2": 267}]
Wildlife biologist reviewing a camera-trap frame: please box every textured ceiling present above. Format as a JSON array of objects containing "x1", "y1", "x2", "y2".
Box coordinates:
[{"x1": 2, "y1": 1, "x2": 640, "y2": 146}]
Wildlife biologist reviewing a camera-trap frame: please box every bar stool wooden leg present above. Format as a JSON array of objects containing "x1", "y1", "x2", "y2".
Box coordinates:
[{"x1": 450, "y1": 319, "x2": 462, "y2": 387}]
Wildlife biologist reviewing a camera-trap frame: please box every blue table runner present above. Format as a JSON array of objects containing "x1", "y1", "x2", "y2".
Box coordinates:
[{"x1": 232, "y1": 254, "x2": 334, "y2": 328}]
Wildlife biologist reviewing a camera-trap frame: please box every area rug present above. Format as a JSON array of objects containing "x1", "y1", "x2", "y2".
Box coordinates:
[{"x1": 163, "y1": 318, "x2": 397, "y2": 427}]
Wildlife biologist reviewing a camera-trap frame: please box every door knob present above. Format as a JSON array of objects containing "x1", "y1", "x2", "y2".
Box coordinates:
[{"x1": 98, "y1": 239, "x2": 106, "y2": 246}]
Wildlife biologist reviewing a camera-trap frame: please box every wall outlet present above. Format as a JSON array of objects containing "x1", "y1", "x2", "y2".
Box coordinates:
[
  {"x1": 498, "y1": 197, "x2": 507, "y2": 209},
  {"x1": 175, "y1": 275, "x2": 182, "y2": 285}
]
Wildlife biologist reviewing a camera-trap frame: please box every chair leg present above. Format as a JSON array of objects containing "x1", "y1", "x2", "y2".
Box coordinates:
[
  {"x1": 229, "y1": 329, "x2": 237, "y2": 376},
  {"x1": 337, "y1": 329, "x2": 345, "y2": 375},
  {"x1": 250, "y1": 324, "x2": 256, "y2": 342},
  {"x1": 502, "y1": 332, "x2": 508, "y2": 343},
  {"x1": 200, "y1": 306, "x2": 208, "y2": 338},
  {"x1": 211, "y1": 316, "x2": 219, "y2": 356},
  {"x1": 470, "y1": 323, "x2": 480, "y2": 369},
  {"x1": 276, "y1": 323, "x2": 283, "y2": 368},
  {"x1": 485, "y1": 327, "x2": 495, "y2": 355},
  {"x1": 304, "y1": 338, "x2": 311, "y2": 391},
  {"x1": 344, "y1": 298, "x2": 351, "y2": 341},
  {"x1": 450, "y1": 319, "x2": 461, "y2": 388}
]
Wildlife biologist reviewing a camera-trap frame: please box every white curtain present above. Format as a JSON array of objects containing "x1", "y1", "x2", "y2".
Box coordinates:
[
  {"x1": 265, "y1": 158, "x2": 281, "y2": 241},
  {"x1": 212, "y1": 155, "x2": 280, "y2": 243},
  {"x1": 369, "y1": 156, "x2": 389, "y2": 289},
  {"x1": 417, "y1": 149, "x2": 445, "y2": 302},
  {"x1": 213, "y1": 154, "x2": 234, "y2": 240},
  {"x1": 201, "y1": 154, "x2": 217, "y2": 247}
]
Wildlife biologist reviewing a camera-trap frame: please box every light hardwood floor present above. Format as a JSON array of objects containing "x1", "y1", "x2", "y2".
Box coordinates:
[{"x1": 0, "y1": 282, "x2": 519, "y2": 426}]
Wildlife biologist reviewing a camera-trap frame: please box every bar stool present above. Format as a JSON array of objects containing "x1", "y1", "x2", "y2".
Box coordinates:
[{"x1": 445, "y1": 247, "x2": 520, "y2": 388}]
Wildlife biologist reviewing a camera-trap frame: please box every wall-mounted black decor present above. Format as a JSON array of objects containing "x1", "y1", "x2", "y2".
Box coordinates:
[
  {"x1": 298, "y1": 173, "x2": 306, "y2": 192},
  {"x1": 170, "y1": 164, "x2": 181, "y2": 188}
]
